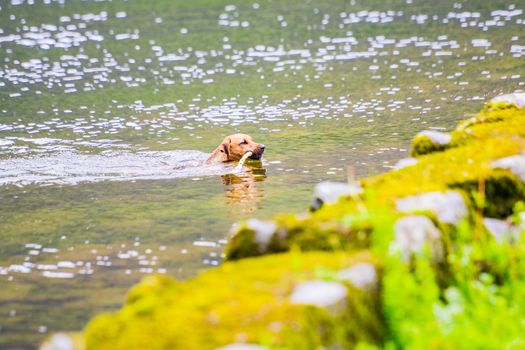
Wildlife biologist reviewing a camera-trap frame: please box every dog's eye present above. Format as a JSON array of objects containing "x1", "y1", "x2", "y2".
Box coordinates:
[{"x1": 240, "y1": 140, "x2": 247, "y2": 144}]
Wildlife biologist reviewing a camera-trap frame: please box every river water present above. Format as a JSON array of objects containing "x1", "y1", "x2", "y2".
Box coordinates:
[{"x1": 0, "y1": 0, "x2": 524, "y2": 348}]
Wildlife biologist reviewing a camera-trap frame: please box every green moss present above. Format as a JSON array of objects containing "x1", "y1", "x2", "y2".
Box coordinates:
[
  {"x1": 84, "y1": 251, "x2": 383, "y2": 350},
  {"x1": 364, "y1": 136, "x2": 524, "y2": 209},
  {"x1": 225, "y1": 227, "x2": 261, "y2": 260},
  {"x1": 453, "y1": 104, "x2": 525, "y2": 145},
  {"x1": 411, "y1": 134, "x2": 449, "y2": 157},
  {"x1": 123, "y1": 275, "x2": 179, "y2": 317},
  {"x1": 455, "y1": 102, "x2": 521, "y2": 132}
]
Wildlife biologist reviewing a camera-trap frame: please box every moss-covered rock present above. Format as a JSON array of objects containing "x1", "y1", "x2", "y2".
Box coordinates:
[
  {"x1": 449, "y1": 169, "x2": 525, "y2": 218},
  {"x1": 411, "y1": 130, "x2": 452, "y2": 157},
  {"x1": 84, "y1": 251, "x2": 383, "y2": 350},
  {"x1": 310, "y1": 181, "x2": 363, "y2": 210},
  {"x1": 226, "y1": 210, "x2": 374, "y2": 261}
]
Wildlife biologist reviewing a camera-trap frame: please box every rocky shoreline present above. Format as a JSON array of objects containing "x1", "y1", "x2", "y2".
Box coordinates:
[{"x1": 43, "y1": 93, "x2": 525, "y2": 350}]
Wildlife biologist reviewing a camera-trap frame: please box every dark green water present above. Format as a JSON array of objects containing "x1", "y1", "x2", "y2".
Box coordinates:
[{"x1": 0, "y1": 0, "x2": 524, "y2": 348}]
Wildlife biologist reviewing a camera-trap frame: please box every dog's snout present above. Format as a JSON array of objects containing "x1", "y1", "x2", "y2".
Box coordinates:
[{"x1": 259, "y1": 144, "x2": 265, "y2": 151}]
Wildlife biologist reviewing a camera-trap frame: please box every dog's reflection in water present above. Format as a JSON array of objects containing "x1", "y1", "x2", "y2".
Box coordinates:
[{"x1": 221, "y1": 161, "x2": 266, "y2": 214}]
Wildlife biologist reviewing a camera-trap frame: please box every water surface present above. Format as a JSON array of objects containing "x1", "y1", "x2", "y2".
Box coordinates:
[{"x1": 1, "y1": 0, "x2": 524, "y2": 348}]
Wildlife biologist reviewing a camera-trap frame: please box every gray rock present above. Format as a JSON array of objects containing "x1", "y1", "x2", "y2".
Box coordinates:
[
  {"x1": 290, "y1": 280, "x2": 347, "y2": 309},
  {"x1": 40, "y1": 333, "x2": 74, "y2": 350},
  {"x1": 490, "y1": 92, "x2": 525, "y2": 108},
  {"x1": 246, "y1": 219, "x2": 277, "y2": 250},
  {"x1": 338, "y1": 263, "x2": 377, "y2": 291},
  {"x1": 483, "y1": 218, "x2": 519, "y2": 243},
  {"x1": 393, "y1": 157, "x2": 418, "y2": 170},
  {"x1": 216, "y1": 344, "x2": 267, "y2": 350},
  {"x1": 416, "y1": 130, "x2": 452, "y2": 146},
  {"x1": 483, "y1": 218, "x2": 510, "y2": 243},
  {"x1": 312, "y1": 181, "x2": 363, "y2": 210},
  {"x1": 393, "y1": 215, "x2": 443, "y2": 261},
  {"x1": 396, "y1": 190, "x2": 468, "y2": 225},
  {"x1": 492, "y1": 154, "x2": 525, "y2": 182}
]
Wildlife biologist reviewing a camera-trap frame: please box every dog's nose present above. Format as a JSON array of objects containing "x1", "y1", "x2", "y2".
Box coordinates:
[{"x1": 259, "y1": 144, "x2": 265, "y2": 151}]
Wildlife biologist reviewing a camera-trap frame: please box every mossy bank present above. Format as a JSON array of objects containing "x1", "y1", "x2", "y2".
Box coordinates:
[{"x1": 43, "y1": 93, "x2": 525, "y2": 350}]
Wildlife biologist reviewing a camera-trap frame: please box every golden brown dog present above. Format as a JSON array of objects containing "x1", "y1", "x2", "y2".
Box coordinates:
[{"x1": 206, "y1": 133, "x2": 265, "y2": 163}]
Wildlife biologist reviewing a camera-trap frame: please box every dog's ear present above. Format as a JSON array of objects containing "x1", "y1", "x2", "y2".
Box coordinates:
[
  {"x1": 206, "y1": 137, "x2": 232, "y2": 163},
  {"x1": 219, "y1": 137, "x2": 231, "y2": 161},
  {"x1": 221, "y1": 137, "x2": 232, "y2": 162}
]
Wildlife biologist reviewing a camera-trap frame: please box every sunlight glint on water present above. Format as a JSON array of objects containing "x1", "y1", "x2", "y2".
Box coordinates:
[{"x1": 0, "y1": 0, "x2": 524, "y2": 348}]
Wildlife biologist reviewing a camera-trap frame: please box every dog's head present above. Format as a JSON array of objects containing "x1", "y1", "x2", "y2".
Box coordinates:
[{"x1": 209, "y1": 133, "x2": 265, "y2": 162}]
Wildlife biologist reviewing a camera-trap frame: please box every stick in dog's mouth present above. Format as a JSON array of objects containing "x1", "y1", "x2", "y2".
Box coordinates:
[{"x1": 234, "y1": 151, "x2": 253, "y2": 171}]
